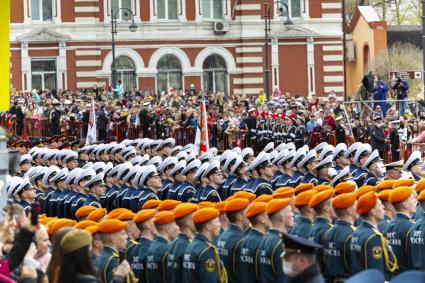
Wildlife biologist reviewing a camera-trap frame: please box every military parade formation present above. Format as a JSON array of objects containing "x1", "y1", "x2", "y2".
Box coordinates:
[{"x1": 6, "y1": 135, "x2": 425, "y2": 283}]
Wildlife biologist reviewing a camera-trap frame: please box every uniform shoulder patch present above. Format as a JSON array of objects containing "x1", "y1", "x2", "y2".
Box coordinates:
[
  {"x1": 372, "y1": 246, "x2": 382, "y2": 260},
  {"x1": 205, "y1": 258, "x2": 215, "y2": 272}
]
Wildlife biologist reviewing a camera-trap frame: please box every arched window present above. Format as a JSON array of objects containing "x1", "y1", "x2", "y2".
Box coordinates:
[
  {"x1": 157, "y1": 54, "x2": 182, "y2": 93},
  {"x1": 114, "y1": 55, "x2": 137, "y2": 91},
  {"x1": 203, "y1": 54, "x2": 227, "y2": 95}
]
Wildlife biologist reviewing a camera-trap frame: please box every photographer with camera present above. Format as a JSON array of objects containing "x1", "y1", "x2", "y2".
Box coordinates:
[{"x1": 392, "y1": 76, "x2": 409, "y2": 117}]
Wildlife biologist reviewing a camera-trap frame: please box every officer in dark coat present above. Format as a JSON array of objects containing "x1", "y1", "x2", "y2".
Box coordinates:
[
  {"x1": 370, "y1": 115, "x2": 386, "y2": 159},
  {"x1": 97, "y1": 106, "x2": 109, "y2": 141},
  {"x1": 280, "y1": 232, "x2": 325, "y2": 283},
  {"x1": 182, "y1": 208, "x2": 227, "y2": 283},
  {"x1": 335, "y1": 116, "x2": 346, "y2": 145},
  {"x1": 50, "y1": 101, "x2": 62, "y2": 136},
  {"x1": 389, "y1": 120, "x2": 400, "y2": 161},
  {"x1": 294, "y1": 116, "x2": 306, "y2": 149}
]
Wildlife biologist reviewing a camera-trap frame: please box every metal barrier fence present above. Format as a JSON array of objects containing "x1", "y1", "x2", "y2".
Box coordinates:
[{"x1": 1, "y1": 114, "x2": 422, "y2": 162}]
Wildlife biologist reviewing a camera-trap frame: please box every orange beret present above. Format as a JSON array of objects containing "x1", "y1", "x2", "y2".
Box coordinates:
[
  {"x1": 415, "y1": 179, "x2": 425, "y2": 194},
  {"x1": 75, "y1": 206, "x2": 97, "y2": 219},
  {"x1": 245, "y1": 202, "x2": 268, "y2": 218},
  {"x1": 378, "y1": 189, "x2": 391, "y2": 202},
  {"x1": 314, "y1": 185, "x2": 334, "y2": 192},
  {"x1": 85, "y1": 225, "x2": 99, "y2": 235},
  {"x1": 158, "y1": 200, "x2": 182, "y2": 211},
  {"x1": 253, "y1": 195, "x2": 273, "y2": 203},
  {"x1": 389, "y1": 187, "x2": 413, "y2": 204},
  {"x1": 226, "y1": 196, "x2": 235, "y2": 201},
  {"x1": 232, "y1": 191, "x2": 256, "y2": 201},
  {"x1": 117, "y1": 211, "x2": 137, "y2": 222},
  {"x1": 192, "y1": 208, "x2": 220, "y2": 224},
  {"x1": 309, "y1": 189, "x2": 334, "y2": 208},
  {"x1": 356, "y1": 192, "x2": 378, "y2": 215},
  {"x1": 215, "y1": 201, "x2": 229, "y2": 214},
  {"x1": 332, "y1": 193, "x2": 356, "y2": 209},
  {"x1": 225, "y1": 198, "x2": 250, "y2": 213},
  {"x1": 294, "y1": 190, "x2": 316, "y2": 207},
  {"x1": 173, "y1": 203, "x2": 198, "y2": 219},
  {"x1": 87, "y1": 208, "x2": 107, "y2": 222},
  {"x1": 198, "y1": 201, "x2": 216, "y2": 209},
  {"x1": 266, "y1": 198, "x2": 291, "y2": 215},
  {"x1": 133, "y1": 209, "x2": 157, "y2": 224},
  {"x1": 142, "y1": 199, "x2": 162, "y2": 209},
  {"x1": 153, "y1": 211, "x2": 175, "y2": 225},
  {"x1": 335, "y1": 182, "x2": 356, "y2": 194},
  {"x1": 355, "y1": 185, "x2": 377, "y2": 199},
  {"x1": 274, "y1": 187, "x2": 295, "y2": 199},
  {"x1": 74, "y1": 220, "x2": 98, "y2": 230},
  {"x1": 392, "y1": 179, "x2": 415, "y2": 189},
  {"x1": 48, "y1": 219, "x2": 77, "y2": 236},
  {"x1": 418, "y1": 189, "x2": 425, "y2": 202},
  {"x1": 98, "y1": 219, "x2": 128, "y2": 234},
  {"x1": 106, "y1": 208, "x2": 132, "y2": 220},
  {"x1": 295, "y1": 183, "x2": 314, "y2": 195},
  {"x1": 40, "y1": 217, "x2": 56, "y2": 226},
  {"x1": 377, "y1": 180, "x2": 397, "y2": 191}
]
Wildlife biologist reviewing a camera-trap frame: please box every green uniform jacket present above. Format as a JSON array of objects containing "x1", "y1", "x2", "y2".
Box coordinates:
[
  {"x1": 182, "y1": 233, "x2": 227, "y2": 283},
  {"x1": 146, "y1": 235, "x2": 169, "y2": 283},
  {"x1": 125, "y1": 237, "x2": 153, "y2": 283},
  {"x1": 257, "y1": 229, "x2": 285, "y2": 283},
  {"x1": 167, "y1": 233, "x2": 191, "y2": 283},
  {"x1": 235, "y1": 229, "x2": 264, "y2": 283},
  {"x1": 289, "y1": 216, "x2": 312, "y2": 239},
  {"x1": 217, "y1": 224, "x2": 244, "y2": 283},
  {"x1": 408, "y1": 215, "x2": 425, "y2": 270},
  {"x1": 322, "y1": 220, "x2": 355, "y2": 280}
]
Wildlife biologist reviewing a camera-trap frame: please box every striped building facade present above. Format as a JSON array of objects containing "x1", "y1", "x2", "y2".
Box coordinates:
[{"x1": 10, "y1": 0, "x2": 344, "y2": 97}]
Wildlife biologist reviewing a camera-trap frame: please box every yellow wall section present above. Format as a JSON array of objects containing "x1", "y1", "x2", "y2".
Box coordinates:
[{"x1": 0, "y1": 0, "x2": 10, "y2": 111}]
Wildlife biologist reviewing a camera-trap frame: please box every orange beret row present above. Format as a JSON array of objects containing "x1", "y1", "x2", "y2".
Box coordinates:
[
  {"x1": 225, "y1": 198, "x2": 250, "y2": 212},
  {"x1": 294, "y1": 190, "x2": 316, "y2": 207},
  {"x1": 309, "y1": 189, "x2": 334, "y2": 208},
  {"x1": 47, "y1": 219, "x2": 77, "y2": 236},
  {"x1": 199, "y1": 201, "x2": 215, "y2": 209},
  {"x1": 389, "y1": 187, "x2": 412, "y2": 204},
  {"x1": 74, "y1": 220, "x2": 98, "y2": 230},
  {"x1": 85, "y1": 225, "x2": 99, "y2": 234},
  {"x1": 356, "y1": 191, "x2": 377, "y2": 215},
  {"x1": 215, "y1": 201, "x2": 228, "y2": 214},
  {"x1": 153, "y1": 211, "x2": 175, "y2": 225},
  {"x1": 377, "y1": 180, "x2": 396, "y2": 191},
  {"x1": 117, "y1": 211, "x2": 137, "y2": 222},
  {"x1": 246, "y1": 202, "x2": 267, "y2": 218},
  {"x1": 232, "y1": 191, "x2": 256, "y2": 201},
  {"x1": 142, "y1": 199, "x2": 162, "y2": 209},
  {"x1": 75, "y1": 206, "x2": 97, "y2": 219},
  {"x1": 98, "y1": 219, "x2": 128, "y2": 233},
  {"x1": 332, "y1": 193, "x2": 356, "y2": 209},
  {"x1": 392, "y1": 179, "x2": 414, "y2": 189},
  {"x1": 418, "y1": 190, "x2": 425, "y2": 202},
  {"x1": 266, "y1": 198, "x2": 291, "y2": 215},
  {"x1": 87, "y1": 208, "x2": 107, "y2": 222},
  {"x1": 295, "y1": 183, "x2": 314, "y2": 195},
  {"x1": 355, "y1": 185, "x2": 377, "y2": 199},
  {"x1": 314, "y1": 184, "x2": 333, "y2": 192},
  {"x1": 158, "y1": 200, "x2": 181, "y2": 211},
  {"x1": 415, "y1": 179, "x2": 425, "y2": 194},
  {"x1": 378, "y1": 190, "x2": 391, "y2": 202},
  {"x1": 192, "y1": 208, "x2": 219, "y2": 224},
  {"x1": 335, "y1": 182, "x2": 356, "y2": 194},
  {"x1": 106, "y1": 208, "x2": 132, "y2": 220},
  {"x1": 273, "y1": 187, "x2": 295, "y2": 199},
  {"x1": 253, "y1": 195, "x2": 273, "y2": 203},
  {"x1": 133, "y1": 209, "x2": 157, "y2": 224}
]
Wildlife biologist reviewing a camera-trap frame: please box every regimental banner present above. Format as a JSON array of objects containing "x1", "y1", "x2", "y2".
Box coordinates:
[
  {"x1": 0, "y1": 0, "x2": 10, "y2": 111},
  {"x1": 195, "y1": 99, "x2": 209, "y2": 154}
]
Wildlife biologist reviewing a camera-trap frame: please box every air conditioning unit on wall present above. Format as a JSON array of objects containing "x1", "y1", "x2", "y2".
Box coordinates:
[{"x1": 214, "y1": 21, "x2": 229, "y2": 34}]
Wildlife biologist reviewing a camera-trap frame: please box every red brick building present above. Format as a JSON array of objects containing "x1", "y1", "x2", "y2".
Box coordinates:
[{"x1": 10, "y1": 0, "x2": 344, "y2": 97}]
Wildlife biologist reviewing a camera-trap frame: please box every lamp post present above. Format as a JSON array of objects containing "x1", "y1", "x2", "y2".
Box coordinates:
[
  {"x1": 264, "y1": 1, "x2": 293, "y2": 101},
  {"x1": 111, "y1": 8, "x2": 138, "y2": 90}
]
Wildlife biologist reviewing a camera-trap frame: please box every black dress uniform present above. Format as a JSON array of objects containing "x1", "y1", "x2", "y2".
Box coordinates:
[
  {"x1": 385, "y1": 213, "x2": 415, "y2": 275},
  {"x1": 182, "y1": 233, "x2": 227, "y2": 283},
  {"x1": 294, "y1": 125, "x2": 306, "y2": 149},
  {"x1": 322, "y1": 220, "x2": 356, "y2": 282},
  {"x1": 217, "y1": 224, "x2": 244, "y2": 283},
  {"x1": 167, "y1": 233, "x2": 191, "y2": 283},
  {"x1": 257, "y1": 229, "x2": 285, "y2": 283},
  {"x1": 146, "y1": 235, "x2": 170, "y2": 283},
  {"x1": 235, "y1": 228, "x2": 264, "y2": 283}
]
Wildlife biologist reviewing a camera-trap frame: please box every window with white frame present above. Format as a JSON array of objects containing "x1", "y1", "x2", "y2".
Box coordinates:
[
  {"x1": 157, "y1": 0, "x2": 178, "y2": 20},
  {"x1": 111, "y1": 0, "x2": 133, "y2": 20},
  {"x1": 31, "y1": 58, "x2": 57, "y2": 91},
  {"x1": 203, "y1": 55, "x2": 227, "y2": 95},
  {"x1": 114, "y1": 56, "x2": 137, "y2": 92},
  {"x1": 31, "y1": 0, "x2": 53, "y2": 21},
  {"x1": 202, "y1": 0, "x2": 223, "y2": 20},
  {"x1": 157, "y1": 55, "x2": 182, "y2": 93},
  {"x1": 279, "y1": 0, "x2": 301, "y2": 18}
]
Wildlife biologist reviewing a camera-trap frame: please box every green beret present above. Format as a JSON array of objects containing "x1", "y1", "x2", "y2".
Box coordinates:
[{"x1": 60, "y1": 229, "x2": 92, "y2": 254}]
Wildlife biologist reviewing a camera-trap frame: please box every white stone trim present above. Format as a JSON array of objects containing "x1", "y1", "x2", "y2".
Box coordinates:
[
  {"x1": 322, "y1": 13, "x2": 341, "y2": 19},
  {"x1": 323, "y1": 66, "x2": 343, "y2": 72},
  {"x1": 77, "y1": 82, "x2": 98, "y2": 88},
  {"x1": 102, "y1": 47, "x2": 145, "y2": 74},
  {"x1": 322, "y1": 45, "x2": 343, "y2": 51},
  {"x1": 76, "y1": 60, "x2": 102, "y2": 67},
  {"x1": 234, "y1": 4, "x2": 261, "y2": 11},
  {"x1": 240, "y1": 67, "x2": 263, "y2": 73},
  {"x1": 233, "y1": 88, "x2": 262, "y2": 94},
  {"x1": 76, "y1": 71, "x2": 98, "y2": 78},
  {"x1": 148, "y1": 47, "x2": 191, "y2": 72},
  {"x1": 76, "y1": 50, "x2": 102, "y2": 56},
  {"x1": 194, "y1": 47, "x2": 237, "y2": 74},
  {"x1": 324, "y1": 76, "x2": 344, "y2": 83},
  {"x1": 75, "y1": 6, "x2": 100, "y2": 12},
  {"x1": 75, "y1": 17, "x2": 99, "y2": 22},
  {"x1": 307, "y1": 37, "x2": 315, "y2": 97},
  {"x1": 321, "y1": 3, "x2": 341, "y2": 9},
  {"x1": 236, "y1": 47, "x2": 262, "y2": 53},
  {"x1": 236, "y1": 57, "x2": 262, "y2": 63},
  {"x1": 235, "y1": 15, "x2": 262, "y2": 21},
  {"x1": 324, "y1": 86, "x2": 343, "y2": 93},
  {"x1": 233, "y1": 77, "x2": 263, "y2": 84},
  {"x1": 75, "y1": 0, "x2": 95, "y2": 2},
  {"x1": 323, "y1": 55, "x2": 343, "y2": 62}
]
